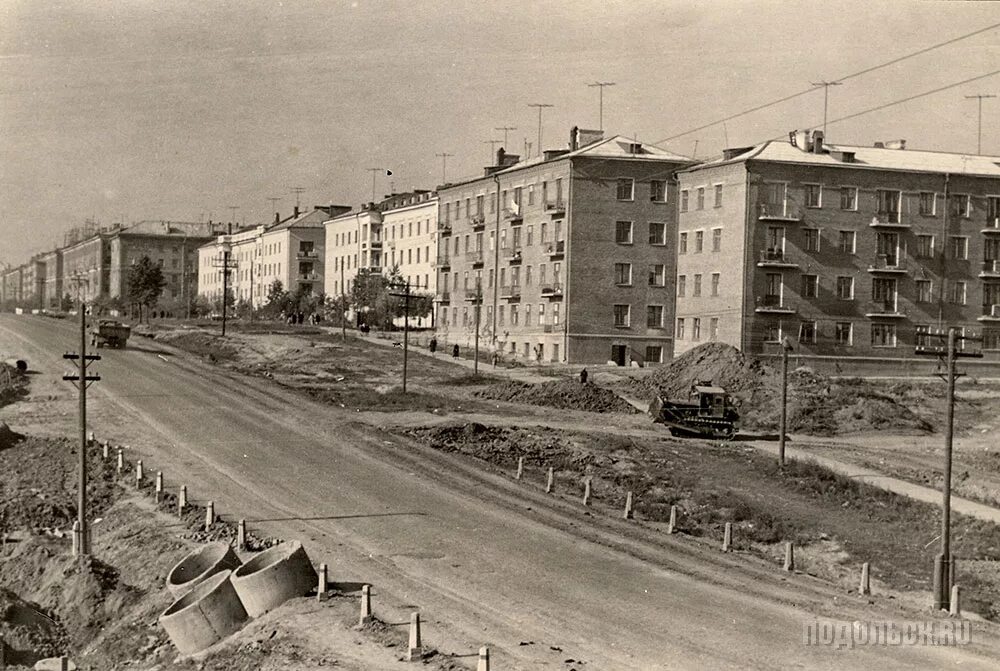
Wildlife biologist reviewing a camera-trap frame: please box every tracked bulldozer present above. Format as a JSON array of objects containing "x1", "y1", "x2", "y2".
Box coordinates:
[{"x1": 649, "y1": 382, "x2": 740, "y2": 439}]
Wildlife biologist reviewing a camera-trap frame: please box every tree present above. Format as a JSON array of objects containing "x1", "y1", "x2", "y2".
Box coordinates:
[
  {"x1": 126, "y1": 256, "x2": 166, "y2": 323},
  {"x1": 60, "y1": 293, "x2": 74, "y2": 312}
]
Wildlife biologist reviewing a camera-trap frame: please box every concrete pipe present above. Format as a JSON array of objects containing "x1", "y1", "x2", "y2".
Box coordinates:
[
  {"x1": 166, "y1": 542, "x2": 242, "y2": 597},
  {"x1": 230, "y1": 541, "x2": 317, "y2": 618},
  {"x1": 159, "y1": 569, "x2": 248, "y2": 655}
]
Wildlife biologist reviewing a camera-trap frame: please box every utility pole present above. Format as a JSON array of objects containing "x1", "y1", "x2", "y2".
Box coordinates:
[
  {"x1": 483, "y1": 139, "x2": 502, "y2": 164},
  {"x1": 587, "y1": 81, "x2": 616, "y2": 131},
  {"x1": 495, "y1": 126, "x2": 516, "y2": 149},
  {"x1": 778, "y1": 337, "x2": 793, "y2": 466},
  {"x1": 434, "y1": 153, "x2": 453, "y2": 185},
  {"x1": 389, "y1": 279, "x2": 421, "y2": 393},
  {"x1": 811, "y1": 80, "x2": 842, "y2": 137},
  {"x1": 527, "y1": 103, "x2": 554, "y2": 156},
  {"x1": 473, "y1": 283, "x2": 482, "y2": 376},
  {"x1": 365, "y1": 169, "x2": 382, "y2": 203},
  {"x1": 915, "y1": 326, "x2": 983, "y2": 611},
  {"x1": 62, "y1": 275, "x2": 100, "y2": 561},
  {"x1": 213, "y1": 236, "x2": 237, "y2": 336},
  {"x1": 340, "y1": 262, "x2": 347, "y2": 340},
  {"x1": 964, "y1": 94, "x2": 995, "y2": 155}
]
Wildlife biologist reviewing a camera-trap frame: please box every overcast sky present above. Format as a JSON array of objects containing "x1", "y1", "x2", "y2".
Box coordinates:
[{"x1": 2, "y1": 0, "x2": 998, "y2": 264}]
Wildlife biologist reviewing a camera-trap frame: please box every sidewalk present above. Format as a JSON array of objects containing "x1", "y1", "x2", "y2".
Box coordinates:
[{"x1": 751, "y1": 439, "x2": 1000, "y2": 525}]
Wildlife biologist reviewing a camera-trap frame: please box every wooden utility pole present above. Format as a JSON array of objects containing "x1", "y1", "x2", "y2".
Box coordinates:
[
  {"x1": 473, "y1": 284, "x2": 482, "y2": 375},
  {"x1": 778, "y1": 337, "x2": 792, "y2": 466},
  {"x1": 388, "y1": 279, "x2": 421, "y2": 393},
  {"x1": 340, "y1": 262, "x2": 347, "y2": 340},
  {"x1": 62, "y1": 280, "x2": 100, "y2": 560}
]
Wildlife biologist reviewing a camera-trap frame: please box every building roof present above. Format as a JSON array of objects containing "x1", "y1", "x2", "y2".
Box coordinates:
[
  {"x1": 266, "y1": 208, "x2": 330, "y2": 231},
  {"x1": 441, "y1": 134, "x2": 696, "y2": 190},
  {"x1": 683, "y1": 139, "x2": 1000, "y2": 177}
]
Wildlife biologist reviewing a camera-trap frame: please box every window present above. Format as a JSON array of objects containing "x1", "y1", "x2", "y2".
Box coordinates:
[
  {"x1": 709, "y1": 317, "x2": 719, "y2": 340},
  {"x1": 513, "y1": 187, "x2": 522, "y2": 207},
  {"x1": 680, "y1": 190, "x2": 689, "y2": 212},
  {"x1": 525, "y1": 265, "x2": 532, "y2": 286},
  {"x1": 836, "y1": 276, "x2": 854, "y2": 300},
  {"x1": 950, "y1": 194, "x2": 970, "y2": 218},
  {"x1": 511, "y1": 305, "x2": 519, "y2": 326},
  {"x1": 613, "y1": 304, "x2": 630, "y2": 327},
  {"x1": 801, "y1": 274, "x2": 818, "y2": 298},
  {"x1": 798, "y1": 321, "x2": 816, "y2": 344},
  {"x1": 696, "y1": 188, "x2": 705, "y2": 210},
  {"x1": 765, "y1": 273, "x2": 783, "y2": 301},
  {"x1": 645, "y1": 346, "x2": 663, "y2": 363},
  {"x1": 919, "y1": 192, "x2": 936, "y2": 216},
  {"x1": 765, "y1": 323, "x2": 782, "y2": 343},
  {"x1": 838, "y1": 230, "x2": 856, "y2": 254},
  {"x1": 872, "y1": 323, "x2": 897, "y2": 347},
  {"x1": 988, "y1": 196, "x2": 1000, "y2": 224},
  {"x1": 677, "y1": 275, "x2": 686, "y2": 297},
  {"x1": 915, "y1": 324, "x2": 931, "y2": 349},
  {"x1": 804, "y1": 228, "x2": 820, "y2": 252},
  {"x1": 693, "y1": 274, "x2": 702, "y2": 297},
  {"x1": 538, "y1": 303, "x2": 545, "y2": 323},
  {"x1": 616, "y1": 178, "x2": 634, "y2": 201},
  {"x1": 692, "y1": 318, "x2": 701, "y2": 340},
  {"x1": 876, "y1": 189, "x2": 901, "y2": 223},
  {"x1": 916, "y1": 280, "x2": 932, "y2": 303},
  {"x1": 649, "y1": 222, "x2": 666, "y2": 245},
  {"x1": 804, "y1": 184, "x2": 822, "y2": 208},
  {"x1": 872, "y1": 277, "x2": 897, "y2": 304},
  {"x1": 476, "y1": 195, "x2": 484, "y2": 215},
  {"x1": 650, "y1": 180, "x2": 666, "y2": 203},
  {"x1": 527, "y1": 185, "x2": 535, "y2": 205},
  {"x1": 679, "y1": 232, "x2": 688, "y2": 254},
  {"x1": 712, "y1": 228, "x2": 722, "y2": 252},
  {"x1": 949, "y1": 280, "x2": 967, "y2": 305},
  {"x1": 766, "y1": 225, "x2": 785, "y2": 252},
  {"x1": 676, "y1": 318, "x2": 685, "y2": 339},
  {"x1": 615, "y1": 221, "x2": 633, "y2": 244},
  {"x1": 916, "y1": 235, "x2": 935, "y2": 258},
  {"x1": 526, "y1": 226, "x2": 533, "y2": 246},
  {"x1": 835, "y1": 322, "x2": 853, "y2": 346},
  {"x1": 840, "y1": 186, "x2": 858, "y2": 211},
  {"x1": 540, "y1": 222, "x2": 548, "y2": 244},
  {"x1": 984, "y1": 329, "x2": 1000, "y2": 351},
  {"x1": 647, "y1": 305, "x2": 664, "y2": 328},
  {"x1": 949, "y1": 236, "x2": 968, "y2": 260},
  {"x1": 714, "y1": 184, "x2": 723, "y2": 208},
  {"x1": 649, "y1": 264, "x2": 666, "y2": 286},
  {"x1": 695, "y1": 231, "x2": 704, "y2": 253},
  {"x1": 763, "y1": 182, "x2": 787, "y2": 216},
  {"x1": 614, "y1": 263, "x2": 632, "y2": 285},
  {"x1": 711, "y1": 273, "x2": 720, "y2": 296}
]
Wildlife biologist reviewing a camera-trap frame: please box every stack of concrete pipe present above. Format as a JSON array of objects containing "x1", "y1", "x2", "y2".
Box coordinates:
[{"x1": 159, "y1": 540, "x2": 317, "y2": 655}]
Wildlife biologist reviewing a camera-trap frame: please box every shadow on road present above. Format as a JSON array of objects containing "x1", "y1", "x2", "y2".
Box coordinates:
[
  {"x1": 248, "y1": 512, "x2": 427, "y2": 523},
  {"x1": 124, "y1": 345, "x2": 175, "y2": 356},
  {"x1": 732, "y1": 432, "x2": 786, "y2": 442}
]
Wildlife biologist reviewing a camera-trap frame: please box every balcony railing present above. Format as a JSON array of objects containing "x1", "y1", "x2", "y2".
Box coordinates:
[
  {"x1": 869, "y1": 213, "x2": 907, "y2": 228},
  {"x1": 754, "y1": 294, "x2": 795, "y2": 313},
  {"x1": 978, "y1": 304, "x2": 1000, "y2": 321},
  {"x1": 503, "y1": 208, "x2": 524, "y2": 223},
  {"x1": 545, "y1": 200, "x2": 566, "y2": 216},
  {"x1": 865, "y1": 301, "x2": 906, "y2": 318},
  {"x1": 756, "y1": 201, "x2": 802, "y2": 222},
  {"x1": 436, "y1": 255, "x2": 451, "y2": 267},
  {"x1": 546, "y1": 240, "x2": 565, "y2": 257},
  {"x1": 438, "y1": 291, "x2": 451, "y2": 302},
  {"x1": 500, "y1": 285, "x2": 521, "y2": 300},
  {"x1": 298, "y1": 272, "x2": 320, "y2": 282},
  {"x1": 756, "y1": 248, "x2": 798, "y2": 267},
  {"x1": 471, "y1": 214, "x2": 486, "y2": 230},
  {"x1": 981, "y1": 260, "x2": 1000, "y2": 278},
  {"x1": 506, "y1": 248, "x2": 523, "y2": 263},
  {"x1": 542, "y1": 324, "x2": 554, "y2": 333},
  {"x1": 868, "y1": 255, "x2": 907, "y2": 273},
  {"x1": 295, "y1": 249, "x2": 318, "y2": 259},
  {"x1": 467, "y1": 250, "x2": 484, "y2": 265},
  {"x1": 540, "y1": 283, "x2": 564, "y2": 296},
  {"x1": 439, "y1": 222, "x2": 453, "y2": 235},
  {"x1": 982, "y1": 218, "x2": 1000, "y2": 234},
  {"x1": 368, "y1": 239, "x2": 383, "y2": 249}
]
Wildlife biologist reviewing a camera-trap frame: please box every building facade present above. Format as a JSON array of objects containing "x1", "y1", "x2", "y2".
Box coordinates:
[
  {"x1": 39, "y1": 249, "x2": 63, "y2": 310},
  {"x1": 675, "y1": 130, "x2": 1000, "y2": 364},
  {"x1": 434, "y1": 130, "x2": 693, "y2": 365},
  {"x1": 1, "y1": 267, "x2": 23, "y2": 310},
  {"x1": 61, "y1": 234, "x2": 111, "y2": 306}
]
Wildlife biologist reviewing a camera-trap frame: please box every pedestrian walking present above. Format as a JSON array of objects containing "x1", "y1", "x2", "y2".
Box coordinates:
[
  {"x1": 429, "y1": 337, "x2": 437, "y2": 353},
  {"x1": 452, "y1": 343, "x2": 460, "y2": 358},
  {"x1": 580, "y1": 368, "x2": 588, "y2": 384}
]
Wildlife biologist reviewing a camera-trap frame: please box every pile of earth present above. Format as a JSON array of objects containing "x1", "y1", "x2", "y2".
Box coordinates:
[
  {"x1": 635, "y1": 342, "x2": 933, "y2": 436},
  {"x1": 0, "y1": 586, "x2": 67, "y2": 667},
  {"x1": 475, "y1": 379, "x2": 638, "y2": 414},
  {"x1": 0, "y1": 421, "x2": 25, "y2": 451},
  {"x1": 154, "y1": 330, "x2": 240, "y2": 363},
  {"x1": 0, "y1": 361, "x2": 28, "y2": 408}
]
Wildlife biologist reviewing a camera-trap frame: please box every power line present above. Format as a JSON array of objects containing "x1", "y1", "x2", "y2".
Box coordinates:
[{"x1": 654, "y1": 20, "x2": 1000, "y2": 144}]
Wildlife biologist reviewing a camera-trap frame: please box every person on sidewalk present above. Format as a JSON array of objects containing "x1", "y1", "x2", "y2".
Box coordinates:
[
  {"x1": 429, "y1": 337, "x2": 437, "y2": 353},
  {"x1": 452, "y1": 343, "x2": 460, "y2": 358},
  {"x1": 580, "y1": 368, "x2": 589, "y2": 384}
]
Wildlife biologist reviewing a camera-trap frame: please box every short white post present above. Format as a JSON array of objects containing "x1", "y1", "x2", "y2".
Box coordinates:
[
  {"x1": 783, "y1": 542, "x2": 794, "y2": 571},
  {"x1": 237, "y1": 519, "x2": 247, "y2": 550},
  {"x1": 205, "y1": 501, "x2": 215, "y2": 531},
  {"x1": 950, "y1": 585, "x2": 961, "y2": 617},
  {"x1": 87, "y1": 431, "x2": 95, "y2": 445},
  {"x1": 102, "y1": 441, "x2": 109, "y2": 459},
  {"x1": 516, "y1": 456, "x2": 524, "y2": 480},
  {"x1": 155, "y1": 471, "x2": 163, "y2": 502},
  {"x1": 623, "y1": 491, "x2": 633, "y2": 520},
  {"x1": 317, "y1": 563, "x2": 327, "y2": 601},
  {"x1": 545, "y1": 467, "x2": 554, "y2": 493},
  {"x1": 407, "y1": 612, "x2": 422, "y2": 661},
  {"x1": 359, "y1": 584, "x2": 373, "y2": 625},
  {"x1": 667, "y1": 505, "x2": 678, "y2": 534},
  {"x1": 178, "y1": 485, "x2": 187, "y2": 516},
  {"x1": 722, "y1": 522, "x2": 732, "y2": 552},
  {"x1": 116, "y1": 447, "x2": 124, "y2": 473},
  {"x1": 582, "y1": 477, "x2": 591, "y2": 506},
  {"x1": 71, "y1": 520, "x2": 81, "y2": 557},
  {"x1": 477, "y1": 646, "x2": 490, "y2": 671},
  {"x1": 135, "y1": 460, "x2": 143, "y2": 488},
  {"x1": 860, "y1": 562, "x2": 871, "y2": 596}
]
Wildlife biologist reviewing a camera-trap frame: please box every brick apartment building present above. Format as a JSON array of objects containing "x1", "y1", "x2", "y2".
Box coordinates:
[
  {"x1": 39, "y1": 249, "x2": 63, "y2": 310},
  {"x1": 1, "y1": 266, "x2": 23, "y2": 310},
  {"x1": 324, "y1": 191, "x2": 438, "y2": 326},
  {"x1": 61, "y1": 233, "x2": 112, "y2": 305},
  {"x1": 675, "y1": 130, "x2": 1000, "y2": 366},
  {"x1": 434, "y1": 129, "x2": 694, "y2": 365}
]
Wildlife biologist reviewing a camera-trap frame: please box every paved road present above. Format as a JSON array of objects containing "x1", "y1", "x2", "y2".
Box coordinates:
[{"x1": 2, "y1": 314, "x2": 997, "y2": 670}]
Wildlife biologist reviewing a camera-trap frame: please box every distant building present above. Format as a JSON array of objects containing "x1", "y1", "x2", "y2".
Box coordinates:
[
  {"x1": 1, "y1": 266, "x2": 23, "y2": 310},
  {"x1": 324, "y1": 191, "x2": 438, "y2": 326},
  {"x1": 39, "y1": 249, "x2": 63, "y2": 310},
  {"x1": 61, "y1": 234, "x2": 111, "y2": 306},
  {"x1": 675, "y1": 130, "x2": 1000, "y2": 365},
  {"x1": 434, "y1": 129, "x2": 694, "y2": 365}
]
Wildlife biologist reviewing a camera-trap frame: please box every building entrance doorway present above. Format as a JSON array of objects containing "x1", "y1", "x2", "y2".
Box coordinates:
[{"x1": 611, "y1": 344, "x2": 627, "y2": 366}]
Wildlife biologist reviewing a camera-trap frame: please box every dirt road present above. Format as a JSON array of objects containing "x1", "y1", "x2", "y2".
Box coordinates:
[{"x1": 2, "y1": 314, "x2": 997, "y2": 670}]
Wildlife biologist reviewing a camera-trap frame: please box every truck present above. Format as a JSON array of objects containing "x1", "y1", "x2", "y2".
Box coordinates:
[
  {"x1": 91, "y1": 320, "x2": 131, "y2": 349},
  {"x1": 649, "y1": 382, "x2": 740, "y2": 439}
]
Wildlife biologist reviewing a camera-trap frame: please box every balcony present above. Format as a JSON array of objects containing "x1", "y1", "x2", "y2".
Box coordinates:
[
  {"x1": 865, "y1": 301, "x2": 906, "y2": 318},
  {"x1": 754, "y1": 294, "x2": 795, "y2": 314},
  {"x1": 466, "y1": 250, "x2": 484, "y2": 266},
  {"x1": 978, "y1": 304, "x2": 1000, "y2": 321},
  {"x1": 436, "y1": 255, "x2": 451, "y2": 269},
  {"x1": 981, "y1": 218, "x2": 1000, "y2": 235},
  {"x1": 980, "y1": 260, "x2": 1000, "y2": 278},
  {"x1": 295, "y1": 249, "x2": 318, "y2": 260},
  {"x1": 500, "y1": 285, "x2": 521, "y2": 300},
  {"x1": 438, "y1": 291, "x2": 451, "y2": 303},
  {"x1": 297, "y1": 272, "x2": 320, "y2": 282},
  {"x1": 541, "y1": 283, "x2": 564, "y2": 299},
  {"x1": 542, "y1": 324, "x2": 554, "y2": 333},
  {"x1": 868, "y1": 214, "x2": 908, "y2": 229},
  {"x1": 505, "y1": 248, "x2": 523, "y2": 264},
  {"x1": 367, "y1": 239, "x2": 383, "y2": 250},
  {"x1": 439, "y1": 222, "x2": 453, "y2": 235},
  {"x1": 756, "y1": 202, "x2": 802, "y2": 223},
  {"x1": 470, "y1": 213, "x2": 486, "y2": 231},
  {"x1": 546, "y1": 240, "x2": 565, "y2": 258},
  {"x1": 545, "y1": 201, "x2": 566, "y2": 218},
  {"x1": 756, "y1": 248, "x2": 798, "y2": 268},
  {"x1": 464, "y1": 290, "x2": 484, "y2": 303},
  {"x1": 867, "y1": 255, "x2": 908, "y2": 274},
  {"x1": 503, "y1": 209, "x2": 524, "y2": 225}
]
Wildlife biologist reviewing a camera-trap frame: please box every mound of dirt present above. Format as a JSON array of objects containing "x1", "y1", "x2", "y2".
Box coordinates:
[
  {"x1": 636, "y1": 343, "x2": 933, "y2": 436},
  {"x1": 0, "y1": 586, "x2": 67, "y2": 667},
  {"x1": 154, "y1": 330, "x2": 240, "y2": 363},
  {"x1": 0, "y1": 361, "x2": 29, "y2": 408},
  {"x1": 475, "y1": 379, "x2": 638, "y2": 414},
  {"x1": 0, "y1": 421, "x2": 25, "y2": 450}
]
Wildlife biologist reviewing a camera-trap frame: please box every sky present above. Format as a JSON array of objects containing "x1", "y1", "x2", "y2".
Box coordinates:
[{"x1": 1, "y1": 0, "x2": 999, "y2": 265}]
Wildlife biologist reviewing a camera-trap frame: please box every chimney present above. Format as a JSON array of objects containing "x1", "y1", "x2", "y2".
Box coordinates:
[
  {"x1": 885, "y1": 139, "x2": 906, "y2": 150},
  {"x1": 790, "y1": 129, "x2": 811, "y2": 151},
  {"x1": 873, "y1": 141, "x2": 885, "y2": 148},
  {"x1": 811, "y1": 129, "x2": 825, "y2": 154},
  {"x1": 274, "y1": 212, "x2": 280, "y2": 224},
  {"x1": 722, "y1": 146, "x2": 754, "y2": 160},
  {"x1": 570, "y1": 126, "x2": 579, "y2": 151},
  {"x1": 227, "y1": 223, "x2": 232, "y2": 235},
  {"x1": 497, "y1": 147, "x2": 506, "y2": 166},
  {"x1": 293, "y1": 205, "x2": 300, "y2": 218}
]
